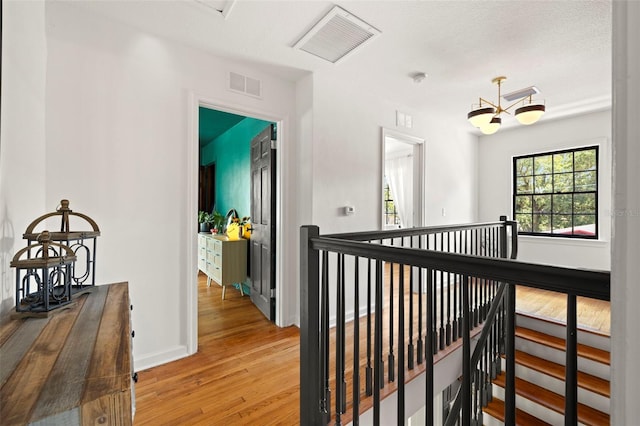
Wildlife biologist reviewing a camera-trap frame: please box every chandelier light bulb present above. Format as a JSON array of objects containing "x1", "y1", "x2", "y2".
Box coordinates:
[
  {"x1": 467, "y1": 107, "x2": 495, "y2": 128},
  {"x1": 515, "y1": 103, "x2": 546, "y2": 125},
  {"x1": 480, "y1": 116, "x2": 501, "y2": 135}
]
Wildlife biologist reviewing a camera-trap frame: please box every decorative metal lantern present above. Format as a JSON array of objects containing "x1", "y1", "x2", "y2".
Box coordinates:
[
  {"x1": 23, "y1": 199, "x2": 100, "y2": 294},
  {"x1": 10, "y1": 231, "x2": 77, "y2": 313}
]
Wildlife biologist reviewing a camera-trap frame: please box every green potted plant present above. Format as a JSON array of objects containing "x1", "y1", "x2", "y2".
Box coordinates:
[
  {"x1": 211, "y1": 211, "x2": 225, "y2": 234},
  {"x1": 198, "y1": 211, "x2": 212, "y2": 233}
]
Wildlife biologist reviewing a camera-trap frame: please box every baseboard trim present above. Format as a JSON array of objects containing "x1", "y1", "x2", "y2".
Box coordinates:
[{"x1": 134, "y1": 345, "x2": 190, "y2": 371}]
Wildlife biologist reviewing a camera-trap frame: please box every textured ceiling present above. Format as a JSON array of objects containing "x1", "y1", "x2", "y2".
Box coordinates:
[{"x1": 68, "y1": 0, "x2": 612, "y2": 127}]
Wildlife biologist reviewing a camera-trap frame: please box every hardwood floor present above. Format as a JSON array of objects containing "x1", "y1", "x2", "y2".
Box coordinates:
[
  {"x1": 134, "y1": 272, "x2": 611, "y2": 425},
  {"x1": 515, "y1": 285, "x2": 610, "y2": 335},
  {"x1": 134, "y1": 274, "x2": 300, "y2": 425}
]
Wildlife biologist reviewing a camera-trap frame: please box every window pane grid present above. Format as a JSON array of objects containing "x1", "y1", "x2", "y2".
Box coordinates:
[
  {"x1": 513, "y1": 146, "x2": 598, "y2": 238},
  {"x1": 383, "y1": 178, "x2": 400, "y2": 227}
]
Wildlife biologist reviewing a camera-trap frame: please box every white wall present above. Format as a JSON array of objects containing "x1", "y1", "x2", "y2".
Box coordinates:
[
  {"x1": 294, "y1": 74, "x2": 314, "y2": 325},
  {"x1": 422, "y1": 116, "x2": 478, "y2": 226},
  {"x1": 611, "y1": 1, "x2": 640, "y2": 423},
  {"x1": 0, "y1": 2, "x2": 299, "y2": 369},
  {"x1": 2, "y1": 0, "x2": 480, "y2": 369},
  {"x1": 477, "y1": 110, "x2": 612, "y2": 270},
  {"x1": 307, "y1": 70, "x2": 480, "y2": 329},
  {"x1": 0, "y1": 0, "x2": 48, "y2": 316},
  {"x1": 310, "y1": 72, "x2": 478, "y2": 234}
]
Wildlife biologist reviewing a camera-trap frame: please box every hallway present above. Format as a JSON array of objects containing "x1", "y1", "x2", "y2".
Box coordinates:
[{"x1": 134, "y1": 274, "x2": 299, "y2": 425}]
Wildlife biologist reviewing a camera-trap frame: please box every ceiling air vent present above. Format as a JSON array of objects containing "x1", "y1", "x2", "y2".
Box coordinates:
[
  {"x1": 229, "y1": 72, "x2": 262, "y2": 99},
  {"x1": 294, "y1": 6, "x2": 381, "y2": 64}
]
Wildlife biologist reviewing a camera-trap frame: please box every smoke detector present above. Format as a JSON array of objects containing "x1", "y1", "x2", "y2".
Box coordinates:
[{"x1": 412, "y1": 72, "x2": 427, "y2": 83}]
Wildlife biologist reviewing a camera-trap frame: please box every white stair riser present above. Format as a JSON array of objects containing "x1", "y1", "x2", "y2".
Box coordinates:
[
  {"x1": 515, "y1": 338, "x2": 610, "y2": 380},
  {"x1": 481, "y1": 411, "x2": 504, "y2": 426},
  {"x1": 516, "y1": 314, "x2": 610, "y2": 352},
  {"x1": 503, "y1": 361, "x2": 610, "y2": 415},
  {"x1": 492, "y1": 384, "x2": 565, "y2": 425}
]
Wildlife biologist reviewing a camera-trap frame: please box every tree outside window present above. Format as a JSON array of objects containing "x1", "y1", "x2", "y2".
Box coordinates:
[{"x1": 513, "y1": 146, "x2": 598, "y2": 238}]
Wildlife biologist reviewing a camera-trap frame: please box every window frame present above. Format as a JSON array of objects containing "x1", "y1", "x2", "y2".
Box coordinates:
[
  {"x1": 512, "y1": 145, "x2": 599, "y2": 239},
  {"x1": 383, "y1": 178, "x2": 401, "y2": 228}
]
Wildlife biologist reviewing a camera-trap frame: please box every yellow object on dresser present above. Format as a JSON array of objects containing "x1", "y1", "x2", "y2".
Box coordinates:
[
  {"x1": 197, "y1": 234, "x2": 247, "y2": 299},
  {"x1": 225, "y1": 222, "x2": 242, "y2": 240}
]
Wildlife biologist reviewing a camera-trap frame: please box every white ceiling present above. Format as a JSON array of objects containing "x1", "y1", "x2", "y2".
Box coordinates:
[{"x1": 67, "y1": 0, "x2": 612, "y2": 125}]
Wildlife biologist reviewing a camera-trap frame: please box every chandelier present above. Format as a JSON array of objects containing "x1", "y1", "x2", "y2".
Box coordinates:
[{"x1": 467, "y1": 76, "x2": 546, "y2": 135}]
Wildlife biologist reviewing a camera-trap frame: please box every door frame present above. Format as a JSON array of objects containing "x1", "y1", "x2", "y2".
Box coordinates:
[
  {"x1": 186, "y1": 93, "x2": 285, "y2": 355},
  {"x1": 380, "y1": 128, "x2": 426, "y2": 229}
]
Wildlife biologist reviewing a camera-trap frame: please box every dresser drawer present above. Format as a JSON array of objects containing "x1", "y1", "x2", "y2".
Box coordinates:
[
  {"x1": 197, "y1": 234, "x2": 208, "y2": 274},
  {"x1": 211, "y1": 238, "x2": 223, "y2": 253},
  {"x1": 206, "y1": 248, "x2": 216, "y2": 263},
  {"x1": 206, "y1": 261, "x2": 216, "y2": 279},
  {"x1": 211, "y1": 265, "x2": 222, "y2": 282}
]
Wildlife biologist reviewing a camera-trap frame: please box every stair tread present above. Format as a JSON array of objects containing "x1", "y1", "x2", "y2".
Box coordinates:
[
  {"x1": 484, "y1": 397, "x2": 552, "y2": 426},
  {"x1": 494, "y1": 373, "x2": 610, "y2": 426},
  {"x1": 513, "y1": 350, "x2": 610, "y2": 397},
  {"x1": 515, "y1": 326, "x2": 610, "y2": 365}
]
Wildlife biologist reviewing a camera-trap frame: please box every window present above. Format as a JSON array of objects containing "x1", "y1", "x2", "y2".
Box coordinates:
[
  {"x1": 383, "y1": 178, "x2": 400, "y2": 228},
  {"x1": 513, "y1": 146, "x2": 598, "y2": 238}
]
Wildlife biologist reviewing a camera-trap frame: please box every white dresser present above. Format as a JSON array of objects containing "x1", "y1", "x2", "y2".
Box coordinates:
[{"x1": 198, "y1": 233, "x2": 248, "y2": 299}]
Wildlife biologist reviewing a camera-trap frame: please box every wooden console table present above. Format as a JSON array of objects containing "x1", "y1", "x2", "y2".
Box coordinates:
[{"x1": 0, "y1": 282, "x2": 134, "y2": 425}]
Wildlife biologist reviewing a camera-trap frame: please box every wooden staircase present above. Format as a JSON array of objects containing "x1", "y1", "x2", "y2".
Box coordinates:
[{"x1": 483, "y1": 314, "x2": 610, "y2": 426}]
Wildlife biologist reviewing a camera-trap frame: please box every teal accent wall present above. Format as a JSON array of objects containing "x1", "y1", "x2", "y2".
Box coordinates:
[{"x1": 200, "y1": 117, "x2": 271, "y2": 219}]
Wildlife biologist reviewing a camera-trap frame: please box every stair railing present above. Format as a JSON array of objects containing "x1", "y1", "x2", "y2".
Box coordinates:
[
  {"x1": 442, "y1": 259, "x2": 609, "y2": 426},
  {"x1": 300, "y1": 217, "x2": 610, "y2": 425},
  {"x1": 300, "y1": 217, "x2": 517, "y2": 425}
]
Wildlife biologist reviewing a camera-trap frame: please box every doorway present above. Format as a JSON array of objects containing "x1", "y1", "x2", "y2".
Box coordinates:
[
  {"x1": 187, "y1": 98, "x2": 284, "y2": 355},
  {"x1": 381, "y1": 128, "x2": 425, "y2": 230},
  {"x1": 198, "y1": 106, "x2": 275, "y2": 315}
]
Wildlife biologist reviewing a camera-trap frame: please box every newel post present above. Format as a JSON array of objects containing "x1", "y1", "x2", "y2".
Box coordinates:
[
  {"x1": 300, "y1": 225, "x2": 322, "y2": 425},
  {"x1": 499, "y1": 215, "x2": 519, "y2": 260}
]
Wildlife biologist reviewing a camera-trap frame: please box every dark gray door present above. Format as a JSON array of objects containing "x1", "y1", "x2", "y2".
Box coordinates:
[{"x1": 250, "y1": 124, "x2": 276, "y2": 320}]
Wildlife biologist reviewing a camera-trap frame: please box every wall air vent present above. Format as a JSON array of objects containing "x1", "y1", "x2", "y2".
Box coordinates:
[
  {"x1": 229, "y1": 72, "x2": 262, "y2": 99},
  {"x1": 293, "y1": 6, "x2": 381, "y2": 64}
]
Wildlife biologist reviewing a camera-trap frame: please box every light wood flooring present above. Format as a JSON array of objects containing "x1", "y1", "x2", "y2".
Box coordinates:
[
  {"x1": 134, "y1": 274, "x2": 300, "y2": 425},
  {"x1": 515, "y1": 285, "x2": 610, "y2": 335},
  {"x1": 134, "y1": 273, "x2": 610, "y2": 425}
]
